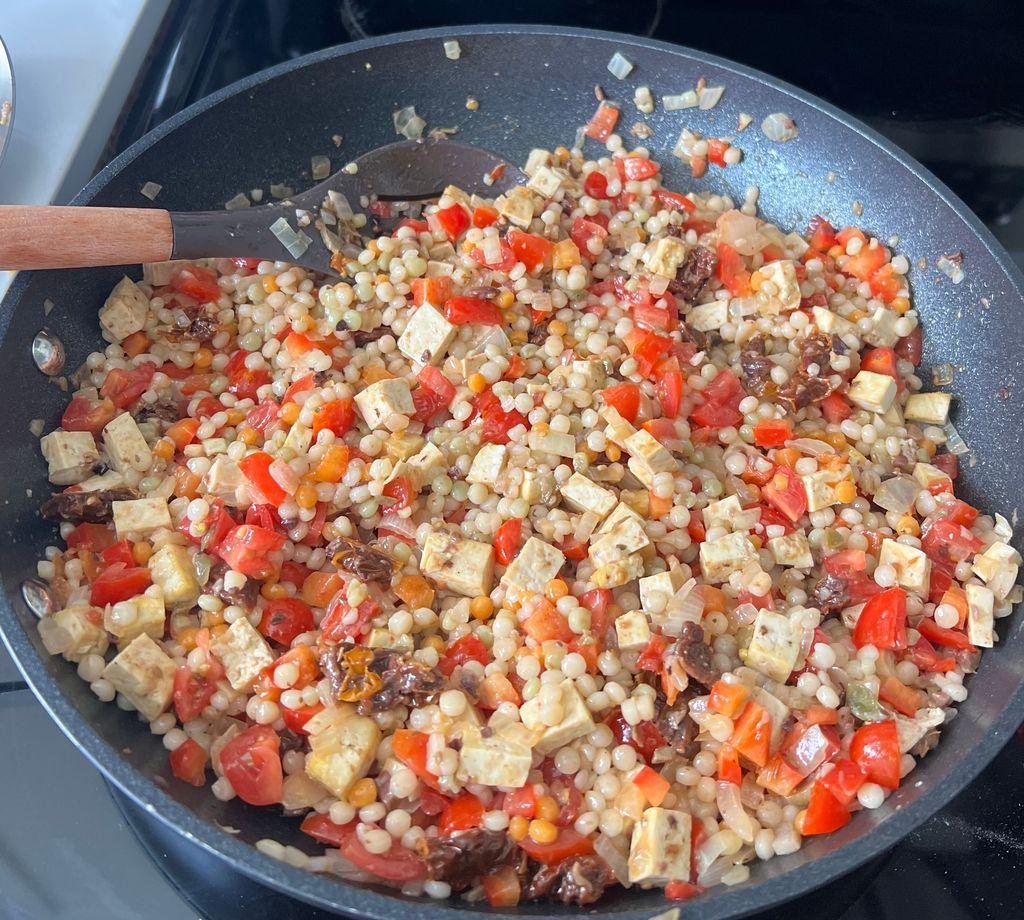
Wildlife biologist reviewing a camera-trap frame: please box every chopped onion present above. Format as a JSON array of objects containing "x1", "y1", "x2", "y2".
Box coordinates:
[
  {"x1": 43, "y1": 298, "x2": 55, "y2": 316},
  {"x1": 663, "y1": 90, "x2": 698, "y2": 111},
  {"x1": 873, "y1": 474, "x2": 919, "y2": 514},
  {"x1": 224, "y1": 192, "x2": 251, "y2": 211},
  {"x1": 140, "y1": 181, "x2": 162, "y2": 201},
  {"x1": 327, "y1": 189, "x2": 354, "y2": 221},
  {"x1": 270, "y1": 183, "x2": 294, "y2": 199},
  {"x1": 937, "y1": 252, "x2": 965, "y2": 285},
  {"x1": 993, "y1": 512, "x2": 1013, "y2": 543},
  {"x1": 443, "y1": 40, "x2": 461, "y2": 60},
  {"x1": 761, "y1": 112, "x2": 799, "y2": 142},
  {"x1": 281, "y1": 772, "x2": 329, "y2": 811},
  {"x1": 717, "y1": 209, "x2": 766, "y2": 255},
  {"x1": 607, "y1": 52, "x2": 634, "y2": 80},
  {"x1": 634, "y1": 85, "x2": 654, "y2": 114},
  {"x1": 943, "y1": 420, "x2": 970, "y2": 455},
  {"x1": 716, "y1": 782, "x2": 756, "y2": 843},
  {"x1": 661, "y1": 578, "x2": 702, "y2": 636},
  {"x1": 673, "y1": 127, "x2": 701, "y2": 159},
  {"x1": 269, "y1": 458, "x2": 300, "y2": 493},
  {"x1": 402, "y1": 115, "x2": 426, "y2": 140},
  {"x1": 143, "y1": 260, "x2": 186, "y2": 286},
  {"x1": 394, "y1": 105, "x2": 425, "y2": 139},
  {"x1": 593, "y1": 833, "x2": 632, "y2": 886},
  {"x1": 737, "y1": 112, "x2": 753, "y2": 132},
  {"x1": 648, "y1": 274, "x2": 670, "y2": 296},
  {"x1": 788, "y1": 437, "x2": 836, "y2": 456},
  {"x1": 573, "y1": 125, "x2": 587, "y2": 150},
  {"x1": 269, "y1": 217, "x2": 311, "y2": 259},
  {"x1": 311, "y1": 155, "x2": 331, "y2": 180},
  {"x1": 698, "y1": 85, "x2": 725, "y2": 109},
  {"x1": 379, "y1": 511, "x2": 417, "y2": 541},
  {"x1": 932, "y1": 363, "x2": 955, "y2": 386},
  {"x1": 695, "y1": 829, "x2": 740, "y2": 878}
]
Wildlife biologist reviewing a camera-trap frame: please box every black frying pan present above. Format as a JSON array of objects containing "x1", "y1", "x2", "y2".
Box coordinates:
[{"x1": 2, "y1": 24, "x2": 1023, "y2": 920}]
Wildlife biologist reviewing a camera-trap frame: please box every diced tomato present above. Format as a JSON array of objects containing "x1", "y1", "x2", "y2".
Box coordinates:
[
  {"x1": 570, "y1": 216, "x2": 609, "y2": 260},
  {"x1": 169, "y1": 737, "x2": 208, "y2": 787},
  {"x1": 394, "y1": 218, "x2": 429, "y2": 235},
  {"x1": 687, "y1": 508, "x2": 707, "y2": 543},
  {"x1": 921, "y1": 519, "x2": 983, "y2": 571},
  {"x1": 382, "y1": 475, "x2": 415, "y2": 512},
  {"x1": 853, "y1": 587, "x2": 907, "y2": 651},
  {"x1": 502, "y1": 785, "x2": 538, "y2": 818},
  {"x1": 585, "y1": 101, "x2": 619, "y2": 141},
  {"x1": 231, "y1": 257, "x2": 261, "y2": 274},
  {"x1": 556, "y1": 534, "x2": 589, "y2": 561},
  {"x1": 756, "y1": 752, "x2": 804, "y2": 797},
  {"x1": 717, "y1": 745, "x2": 742, "y2": 785},
  {"x1": 868, "y1": 264, "x2": 901, "y2": 304},
  {"x1": 653, "y1": 357, "x2": 685, "y2": 418},
  {"x1": 753, "y1": 418, "x2": 792, "y2": 448},
  {"x1": 481, "y1": 865, "x2": 521, "y2": 907},
  {"x1": 173, "y1": 654, "x2": 224, "y2": 723},
  {"x1": 606, "y1": 711, "x2": 666, "y2": 764},
  {"x1": 518, "y1": 828, "x2": 594, "y2": 865},
  {"x1": 216, "y1": 524, "x2": 285, "y2": 579},
  {"x1": 690, "y1": 368, "x2": 744, "y2": 429},
  {"x1": 583, "y1": 170, "x2": 610, "y2": 199},
  {"x1": 310, "y1": 397, "x2": 355, "y2": 438},
  {"x1": 632, "y1": 764, "x2": 670, "y2": 805},
  {"x1": 100, "y1": 539, "x2": 135, "y2": 568},
  {"x1": 802, "y1": 781, "x2": 851, "y2": 835},
  {"x1": 782, "y1": 722, "x2": 840, "y2": 778},
  {"x1": 932, "y1": 452, "x2": 959, "y2": 480},
  {"x1": 227, "y1": 365, "x2": 270, "y2": 402},
  {"x1": 439, "y1": 792, "x2": 485, "y2": 836},
  {"x1": 843, "y1": 242, "x2": 888, "y2": 282},
  {"x1": 614, "y1": 155, "x2": 659, "y2": 182},
  {"x1": 622, "y1": 327, "x2": 672, "y2": 379},
  {"x1": 507, "y1": 230, "x2": 554, "y2": 273},
  {"x1": 493, "y1": 517, "x2": 524, "y2": 565},
  {"x1": 259, "y1": 598, "x2": 314, "y2": 646},
  {"x1": 763, "y1": 465, "x2": 808, "y2": 524},
  {"x1": 706, "y1": 138, "x2": 730, "y2": 167},
  {"x1": 238, "y1": 451, "x2": 287, "y2": 506},
  {"x1": 391, "y1": 729, "x2": 443, "y2": 792},
  {"x1": 850, "y1": 720, "x2": 901, "y2": 790},
  {"x1": 89, "y1": 564, "x2": 151, "y2": 606},
  {"x1": 417, "y1": 365, "x2": 456, "y2": 402},
  {"x1": 666, "y1": 881, "x2": 704, "y2": 900},
  {"x1": 807, "y1": 216, "x2": 837, "y2": 251},
  {"x1": 598, "y1": 381, "x2": 638, "y2": 422},
  {"x1": 708, "y1": 680, "x2": 748, "y2": 718},
  {"x1": 731, "y1": 702, "x2": 773, "y2": 768},
  {"x1": 244, "y1": 399, "x2": 279, "y2": 434},
  {"x1": 171, "y1": 265, "x2": 221, "y2": 303},
  {"x1": 471, "y1": 239, "x2": 516, "y2": 271},
  {"x1": 244, "y1": 503, "x2": 280, "y2": 532},
  {"x1": 101, "y1": 363, "x2": 156, "y2": 410},
  {"x1": 61, "y1": 395, "x2": 117, "y2": 433},
  {"x1": 410, "y1": 276, "x2": 454, "y2": 306},
  {"x1": 472, "y1": 205, "x2": 500, "y2": 228},
  {"x1": 476, "y1": 389, "x2": 528, "y2": 445},
  {"x1": 433, "y1": 203, "x2": 471, "y2": 242},
  {"x1": 339, "y1": 825, "x2": 425, "y2": 882},
  {"x1": 860, "y1": 347, "x2": 898, "y2": 380},
  {"x1": 716, "y1": 243, "x2": 751, "y2": 296},
  {"x1": 819, "y1": 758, "x2": 867, "y2": 807},
  {"x1": 522, "y1": 600, "x2": 574, "y2": 644},
  {"x1": 444, "y1": 295, "x2": 504, "y2": 325},
  {"x1": 300, "y1": 813, "x2": 353, "y2": 847},
  {"x1": 917, "y1": 618, "x2": 976, "y2": 651},
  {"x1": 320, "y1": 595, "x2": 379, "y2": 643},
  {"x1": 280, "y1": 702, "x2": 324, "y2": 734},
  {"x1": 219, "y1": 724, "x2": 282, "y2": 806},
  {"x1": 283, "y1": 332, "x2": 318, "y2": 359},
  {"x1": 904, "y1": 635, "x2": 956, "y2": 673},
  {"x1": 637, "y1": 634, "x2": 668, "y2": 673},
  {"x1": 67, "y1": 522, "x2": 116, "y2": 553},
  {"x1": 439, "y1": 634, "x2": 491, "y2": 676},
  {"x1": 281, "y1": 376, "x2": 314, "y2": 409},
  {"x1": 821, "y1": 392, "x2": 854, "y2": 425},
  {"x1": 646, "y1": 189, "x2": 694, "y2": 216}
]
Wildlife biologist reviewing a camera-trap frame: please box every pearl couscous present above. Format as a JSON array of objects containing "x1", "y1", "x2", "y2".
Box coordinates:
[{"x1": 33, "y1": 138, "x2": 1020, "y2": 906}]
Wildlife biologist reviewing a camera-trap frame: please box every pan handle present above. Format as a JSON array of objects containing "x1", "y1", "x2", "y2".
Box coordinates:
[{"x1": 0, "y1": 206, "x2": 173, "y2": 270}]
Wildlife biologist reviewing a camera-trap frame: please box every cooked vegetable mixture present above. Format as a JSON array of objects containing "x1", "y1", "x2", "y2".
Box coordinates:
[{"x1": 34, "y1": 138, "x2": 1020, "y2": 906}]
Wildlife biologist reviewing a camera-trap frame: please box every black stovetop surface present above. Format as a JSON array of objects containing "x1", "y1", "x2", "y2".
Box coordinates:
[{"x1": 4, "y1": 1, "x2": 1023, "y2": 918}]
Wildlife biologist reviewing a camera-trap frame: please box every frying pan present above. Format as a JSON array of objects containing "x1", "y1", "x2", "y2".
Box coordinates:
[{"x1": 1, "y1": 24, "x2": 1023, "y2": 920}]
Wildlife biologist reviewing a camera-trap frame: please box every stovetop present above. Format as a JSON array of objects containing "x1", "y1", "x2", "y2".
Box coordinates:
[{"x1": 4, "y1": 1, "x2": 1024, "y2": 918}]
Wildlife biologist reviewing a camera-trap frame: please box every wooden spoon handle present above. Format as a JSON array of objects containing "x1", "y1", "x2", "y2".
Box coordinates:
[{"x1": 0, "y1": 206, "x2": 173, "y2": 270}]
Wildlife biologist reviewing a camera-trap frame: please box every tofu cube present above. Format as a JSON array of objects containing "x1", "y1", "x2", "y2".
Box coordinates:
[
  {"x1": 560, "y1": 472, "x2": 617, "y2": 519},
  {"x1": 589, "y1": 515, "x2": 650, "y2": 568},
  {"x1": 864, "y1": 305, "x2": 900, "y2": 348},
  {"x1": 102, "y1": 412, "x2": 152, "y2": 474},
  {"x1": 501, "y1": 536, "x2": 566, "y2": 594},
  {"x1": 699, "y1": 532, "x2": 759, "y2": 583},
  {"x1": 971, "y1": 541, "x2": 1020, "y2": 600},
  {"x1": 459, "y1": 727, "x2": 532, "y2": 788},
  {"x1": 43, "y1": 604, "x2": 108, "y2": 662},
  {"x1": 353, "y1": 377, "x2": 415, "y2": 430},
  {"x1": 743, "y1": 609, "x2": 801, "y2": 682},
  {"x1": 626, "y1": 456, "x2": 656, "y2": 489},
  {"x1": 148, "y1": 544, "x2": 201, "y2": 608},
  {"x1": 112, "y1": 497, "x2": 171, "y2": 538},
  {"x1": 878, "y1": 538, "x2": 931, "y2": 594},
  {"x1": 639, "y1": 568, "x2": 689, "y2": 616},
  {"x1": 420, "y1": 531, "x2": 495, "y2": 597},
  {"x1": 703, "y1": 495, "x2": 744, "y2": 534},
  {"x1": 645, "y1": 236, "x2": 689, "y2": 278},
  {"x1": 802, "y1": 467, "x2": 852, "y2": 513},
  {"x1": 811, "y1": 306, "x2": 856, "y2": 339},
  {"x1": 849, "y1": 370, "x2": 897, "y2": 414},
  {"x1": 624, "y1": 430, "x2": 675, "y2": 476},
  {"x1": 895, "y1": 707, "x2": 945, "y2": 754},
  {"x1": 99, "y1": 276, "x2": 150, "y2": 342},
  {"x1": 600, "y1": 406, "x2": 637, "y2": 448},
  {"x1": 305, "y1": 707, "x2": 382, "y2": 800},
  {"x1": 520, "y1": 679, "x2": 594, "y2": 754},
  {"x1": 404, "y1": 441, "x2": 446, "y2": 490},
  {"x1": 397, "y1": 303, "x2": 457, "y2": 366},
  {"x1": 592, "y1": 553, "x2": 645, "y2": 588},
  {"x1": 209, "y1": 617, "x2": 275, "y2": 691},
  {"x1": 753, "y1": 260, "x2": 801, "y2": 314},
  {"x1": 202, "y1": 456, "x2": 248, "y2": 506},
  {"x1": 615, "y1": 610, "x2": 651, "y2": 650},
  {"x1": 520, "y1": 469, "x2": 556, "y2": 506},
  {"x1": 598, "y1": 501, "x2": 643, "y2": 536},
  {"x1": 528, "y1": 427, "x2": 576, "y2": 459},
  {"x1": 76, "y1": 469, "x2": 127, "y2": 492},
  {"x1": 628, "y1": 807, "x2": 692, "y2": 885},
  {"x1": 688, "y1": 299, "x2": 729, "y2": 332},
  {"x1": 383, "y1": 432, "x2": 426, "y2": 462},
  {"x1": 904, "y1": 392, "x2": 952, "y2": 426},
  {"x1": 496, "y1": 189, "x2": 535, "y2": 228},
  {"x1": 619, "y1": 488, "x2": 650, "y2": 517},
  {"x1": 104, "y1": 592, "x2": 166, "y2": 645},
  {"x1": 466, "y1": 443, "x2": 507, "y2": 486},
  {"x1": 526, "y1": 164, "x2": 564, "y2": 197},
  {"x1": 966, "y1": 584, "x2": 995, "y2": 648},
  {"x1": 750, "y1": 685, "x2": 790, "y2": 751},
  {"x1": 912, "y1": 462, "x2": 952, "y2": 491},
  {"x1": 101, "y1": 634, "x2": 176, "y2": 721},
  {"x1": 524, "y1": 148, "x2": 551, "y2": 177},
  {"x1": 40, "y1": 430, "x2": 99, "y2": 485},
  {"x1": 768, "y1": 532, "x2": 814, "y2": 568}
]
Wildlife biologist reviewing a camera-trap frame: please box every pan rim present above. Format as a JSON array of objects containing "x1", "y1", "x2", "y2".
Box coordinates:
[{"x1": 2, "y1": 22, "x2": 1024, "y2": 920}]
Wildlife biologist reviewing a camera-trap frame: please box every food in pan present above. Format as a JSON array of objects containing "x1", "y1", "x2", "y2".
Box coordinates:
[{"x1": 31, "y1": 137, "x2": 1020, "y2": 905}]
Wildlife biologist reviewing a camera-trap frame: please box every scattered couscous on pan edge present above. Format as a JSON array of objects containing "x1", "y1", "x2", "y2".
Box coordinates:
[{"x1": 31, "y1": 135, "x2": 1021, "y2": 906}]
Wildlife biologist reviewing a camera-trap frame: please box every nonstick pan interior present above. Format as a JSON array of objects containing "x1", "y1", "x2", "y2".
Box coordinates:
[{"x1": 2, "y1": 25, "x2": 1023, "y2": 920}]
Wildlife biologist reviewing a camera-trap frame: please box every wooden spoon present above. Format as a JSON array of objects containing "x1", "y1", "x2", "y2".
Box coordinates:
[{"x1": 0, "y1": 139, "x2": 523, "y2": 275}]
